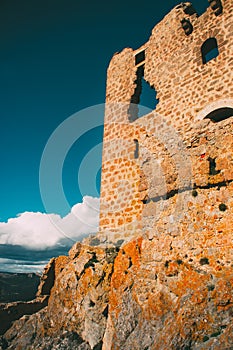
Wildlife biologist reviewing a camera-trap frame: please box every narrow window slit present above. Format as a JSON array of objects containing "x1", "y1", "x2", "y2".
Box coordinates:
[
  {"x1": 134, "y1": 139, "x2": 139, "y2": 159},
  {"x1": 135, "y1": 50, "x2": 145, "y2": 66},
  {"x1": 208, "y1": 157, "x2": 220, "y2": 175}
]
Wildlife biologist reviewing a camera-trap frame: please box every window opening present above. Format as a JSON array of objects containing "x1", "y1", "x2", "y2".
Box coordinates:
[
  {"x1": 208, "y1": 0, "x2": 223, "y2": 16},
  {"x1": 181, "y1": 18, "x2": 193, "y2": 36},
  {"x1": 204, "y1": 107, "x2": 233, "y2": 122},
  {"x1": 134, "y1": 139, "x2": 139, "y2": 159},
  {"x1": 135, "y1": 50, "x2": 145, "y2": 66},
  {"x1": 128, "y1": 65, "x2": 159, "y2": 122},
  {"x1": 201, "y1": 38, "x2": 219, "y2": 64},
  {"x1": 208, "y1": 157, "x2": 220, "y2": 175}
]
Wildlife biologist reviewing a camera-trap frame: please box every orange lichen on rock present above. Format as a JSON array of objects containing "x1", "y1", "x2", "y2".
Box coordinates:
[{"x1": 1, "y1": 0, "x2": 233, "y2": 349}]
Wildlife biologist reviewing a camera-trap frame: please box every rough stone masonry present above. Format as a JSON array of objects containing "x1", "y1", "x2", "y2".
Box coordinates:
[
  {"x1": 99, "y1": 0, "x2": 233, "y2": 244},
  {"x1": 1, "y1": 1, "x2": 233, "y2": 349}
]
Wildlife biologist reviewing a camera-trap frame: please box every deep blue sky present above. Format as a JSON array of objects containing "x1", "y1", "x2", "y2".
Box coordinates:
[{"x1": 0, "y1": 0, "x2": 208, "y2": 221}]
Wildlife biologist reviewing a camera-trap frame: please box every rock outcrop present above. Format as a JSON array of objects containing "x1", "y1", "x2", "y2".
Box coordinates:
[
  {"x1": 0, "y1": 255, "x2": 70, "y2": 337},
  {"x1": 104, "y1": 237, "x2": 233, "y2": 349},
  {"x1": 1, "y1": 236, "x2": 233, "y2": 349},
  {"x1": 0, "y1": 296, "x2": 48, "y2": 336},
  {"x1": 0, "y1": 243, "x2": 118, "y2": 349},
  {"x1": 1, "y1": 1, "x2": 233, "y2": 349}
]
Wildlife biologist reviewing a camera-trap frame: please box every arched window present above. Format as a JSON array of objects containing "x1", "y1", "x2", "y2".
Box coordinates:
[
  {"x1": 204, "y1": 107, "x2": 233, "y2": 122},
  {"x1": 201, "y1": 38, "x2": 219, "y2": 64}
]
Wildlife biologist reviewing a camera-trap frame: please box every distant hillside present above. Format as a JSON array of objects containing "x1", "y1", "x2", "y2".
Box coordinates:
[{"x1": 0, "y1": 272, "x2": 40, "y2": 303}]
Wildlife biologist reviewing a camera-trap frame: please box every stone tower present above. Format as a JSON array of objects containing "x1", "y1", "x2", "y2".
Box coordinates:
[
  {"x1": 99, "y1": 0, "x2": 233, "y2": 248},
  {"x1": 2, "y1": 2, "x2": 233, "y2": 349}
]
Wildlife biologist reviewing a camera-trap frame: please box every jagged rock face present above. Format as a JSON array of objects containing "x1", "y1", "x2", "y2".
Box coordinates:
[
  {"x1": 1, "y1": 244, "x2": 117, "y2": 350},
  {"x1": 0, "y1": 255, "x2": 70, "y2": 338},
  {"x1": 1, "y1": 1, "x2": 233, "y2": 348},
  {"x1": 46, "y1": 245, "x2": 114, "y2": 348},
  {"x1": 36, "y1": 255, "x2": 70, "y2": 298},
  {"x1": 3, "y1": 309, "x2": 92, "y2": 350},
  {"x1": 0, "y1": 296, "x2": 48, "y2": 336},
  {"x1": 103, "y1": 237, "x2": 233, "y2": 349},
  {"x1": 2, "y1": 237, "x2": 233, "y2": 349}
]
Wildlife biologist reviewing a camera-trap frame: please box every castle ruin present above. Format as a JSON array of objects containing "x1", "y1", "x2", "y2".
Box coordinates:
[
  {"x1": 1, "y1": 1, "x2": 233, "y2": 349},
  {"x1": 99, "y1": 0, "x2": 233, "y2": 249}
]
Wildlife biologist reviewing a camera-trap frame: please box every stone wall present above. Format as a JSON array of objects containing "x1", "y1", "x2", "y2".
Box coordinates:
[
  {"x1": 1, "y1": 2, "x2": 233, "y2": 349},
  {"x1": 99, "y1": 0, "x2": 233, "y2": 244}
]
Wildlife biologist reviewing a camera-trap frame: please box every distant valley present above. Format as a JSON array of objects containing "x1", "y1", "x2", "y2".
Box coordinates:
[{"x1": 0, "y1": 272, "x2": 40, "y2": 303}]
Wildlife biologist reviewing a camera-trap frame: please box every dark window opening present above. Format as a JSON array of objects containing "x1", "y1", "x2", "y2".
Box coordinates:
[
  {"x1": 181, "y1": 18, "x2": 193, "y2": 36},
  {"x1": 201, "y1": 38, "x2": 219, "y2": 64},
  {"x1": 128, "y1": 65, "x2": 159, "y2": 122},
  {"x1": 135, "y1": 50, "x2": 145, "y2": 66},
  {"x1": 208, "y1": 157, "x2": 220, "y2": 175},
  {"x1": 204, "y1": 107, "x2": 233, "y2": 122},
  {"x1": 134, "y1": 139, "x2": 139, "y2": 159},
  {"x1": 209, "y1": 0, "x2": 223, "y2": 16}
]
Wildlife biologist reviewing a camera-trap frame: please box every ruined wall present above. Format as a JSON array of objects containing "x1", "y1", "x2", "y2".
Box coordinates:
[
  {"x1": 97, "y1": 3, "x2": 233, "y2": 346},
  {"x1": 99, "y1": 0, "x2": 233, "y2": 244},
  {"x1": 2, "y1": 2, "x2": 233, "y2": 349}
]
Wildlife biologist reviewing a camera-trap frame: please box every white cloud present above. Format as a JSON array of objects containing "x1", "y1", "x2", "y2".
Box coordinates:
[{"x1": 0, "y1": 196, "x2": 99, "y2": 250}]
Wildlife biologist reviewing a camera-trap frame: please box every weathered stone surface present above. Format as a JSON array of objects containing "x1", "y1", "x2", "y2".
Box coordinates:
[
  {"x1": 36, "y1": 255, "x2": 70, "y2": 298},
  {"x1": 103, "y1": 237, "x2": 233, "y2": 349},
  {"x1": 1, "y1": 1, "x2": 233, "y2": 349},
  {"x1": 0, "y1": 296, "x2": 48, "y2": 336},
  {"x1": 2, "y1": 308, "x2": 92, "y2": 350},
  {"x1": 0, "y1": 244, "x2": 118, "y2": 349},
  {"x1": 99, "y1": 0, "x2": 233, "y2": 243},
  {"x1": 1, "y1": 234, "x2": 233, "y2": 349},
  {"x1": 45, "y1": 245, "x2": 115, "y2": 348},
  {"x1": 0, "y1": 254, "x2": 70, "y2": 337}
]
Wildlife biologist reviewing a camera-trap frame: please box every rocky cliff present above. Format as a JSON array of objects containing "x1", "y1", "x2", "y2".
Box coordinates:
[
  {"x1": 1, "y1": 1, "x2": 232, "y2": 348},
  {"x1": 1, "y1": 232, "x2": 233, "y2": 349}
]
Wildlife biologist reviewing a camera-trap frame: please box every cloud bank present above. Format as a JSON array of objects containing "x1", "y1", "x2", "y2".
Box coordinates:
[{"x1": 0, "y1": 196, "x2": 99, "y2": 250}]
